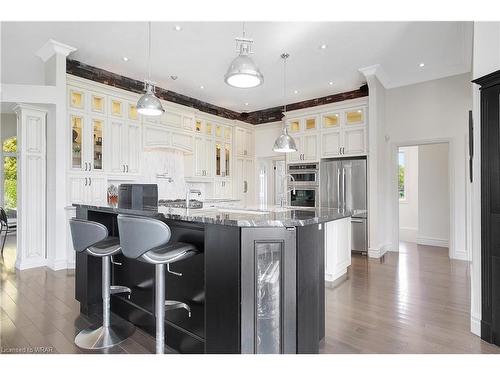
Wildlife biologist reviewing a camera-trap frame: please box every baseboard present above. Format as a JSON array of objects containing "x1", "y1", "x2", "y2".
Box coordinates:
[
  {"x1": 471, "y1": 315, "x2": 481, "y2": 336},
  {"x1": 368, "y1": 243, "x2": 391, "y2": 258},
  {"x1": 66, "y1": 260, "x2": 76, "y2": 269},
  {"x1": 452, "y1": 249, "x2": 468, "y2": 261},
  {"x1": 325, "y1": 268, "x2": 348, "y2": 283},
  {"x1": 416, "y1": 236, "x2": 448, "y2": 248},
  {"x1": 399, "y1": 227, "x2": 417, "y2": 243},
  {"x1": 46, "y1": 258, "x2": 69, "y2": 271},
  {"x1": 15, "y1": 258, "x2": 47, "y2": 270}
]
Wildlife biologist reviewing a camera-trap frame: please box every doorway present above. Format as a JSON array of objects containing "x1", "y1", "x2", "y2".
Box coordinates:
[
  {"x1": 0, "y1": 111, "x2": 18, "y2": 269},
  {"x1": 397, "y1": 142, "x2": 450, "y2": 254}
]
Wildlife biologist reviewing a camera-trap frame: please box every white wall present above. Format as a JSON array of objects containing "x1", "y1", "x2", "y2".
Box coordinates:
[
  {"x1": 386, "y1": 73, "x2": 471, "y2": 260},
  {"x1": 254, "y1": 122, "x2": 282, "y2": 158},
  {"x1": 417, "y1": 143, "x2": 450, "y2": 247},
  {"x1": 399, "y1": 146, "x2": 418, "y2": 242}
]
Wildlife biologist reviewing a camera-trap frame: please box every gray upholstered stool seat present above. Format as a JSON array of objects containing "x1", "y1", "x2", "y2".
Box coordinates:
[
  {"x1": 86, "y1": 236, "x2": 122, "y2": 257},
  {"x1": 69, "y1": 218, "x2": 135, "y2": 350},
  {"x1": 140, "y1": 242, "x2": 196, "y2": 264},
  {"x1": 117, "y1": 214, "x2": 198, "y2": 354}
]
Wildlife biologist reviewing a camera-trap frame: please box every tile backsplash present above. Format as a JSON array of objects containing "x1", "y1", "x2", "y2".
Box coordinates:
[{"x1": 109, "y1": 149, "x2": 208, "y2": 200}]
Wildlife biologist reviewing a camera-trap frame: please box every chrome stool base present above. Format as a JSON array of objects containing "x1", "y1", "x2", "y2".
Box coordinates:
[{"x1": 75, "y1": 316, "x2": 135, "y2": 350}]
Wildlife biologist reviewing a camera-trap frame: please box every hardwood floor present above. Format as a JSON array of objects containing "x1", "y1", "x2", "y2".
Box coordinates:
[
  {"x1": 320, "y1": 242, "x2": 500, "y2": 354},
  {"x1": 1, "y1": 237, "x2": 499, "y2": 354}
]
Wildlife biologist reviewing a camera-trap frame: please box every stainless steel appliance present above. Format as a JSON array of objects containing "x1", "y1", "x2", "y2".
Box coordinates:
[
  {"x1": 320, "y1": 157, "x2": 368, "y2": 254},
  {"x1": 287, "y1": 163, "x2": 319, "y2": 208}
]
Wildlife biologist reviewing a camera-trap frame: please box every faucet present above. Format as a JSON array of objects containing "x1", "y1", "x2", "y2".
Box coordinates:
[
  {"x1": 280, "y1": 174, "x2": 296, "y2": 208},
  {"x1": 186, "y1": 188, "x2": 201, "y2": 209}
]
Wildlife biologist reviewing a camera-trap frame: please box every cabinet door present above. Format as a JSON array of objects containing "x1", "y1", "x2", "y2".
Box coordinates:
[
  {"x1": 287, "y1": 136, "x2": 303, "y2": 163},
  {"x1": 89, "y1": 176, "x2": 107, "y2": 206},
  {"x1": 343, "y1": 127, "x2": 365, "y2": 156},
  {"x1": 303, "y1": 134, "x2": 318, "y2": 161},
  {"x1": 223, "y1": 143, "x2": 231, "y2": 177},
  {"x1": 70, "y1": 113, "x2": 85, "y2": 170},
  {"x1": 244, "y1": 159, "x2": 254, "y2": 205},
  {"x1": 193, "y1": 136, "x2": 205, "y2": 177},
  {"x1": 90, "y1": 117, "x2": 105, "y2": 172},
  {"x1": 345, "y1": 108, "x2": 366, "y2": 126},
  {"x1": 324, "y1": 218, "x2": 351, "y2": 282},
  {"x1": 235, "y1": 127, "x2": 246, "y2": 156},
  {"x1": 68, "y1": 176, "x2": 87, "y2": 204},
  {"x1": 109, "y1": 119, "x2": 124, "y2": 173},
  {"x1": 215, "y1": 142, "x2": 223, "y2": 177},
  {"x1": 245, "y1": 130, "x2": 254, "y2": 156},
  {"x1": 234, "y1": 158, "x2": 245, "y2": 202},
  {"x1": 321, "y1": 130, "x2": 341, "y2": 157},
  {"x1": 126, "y1": 122, "x2": 141, "y2": 174},
  {"x1": 223, "y1": 180, "x2": 232, "y2": 199}
]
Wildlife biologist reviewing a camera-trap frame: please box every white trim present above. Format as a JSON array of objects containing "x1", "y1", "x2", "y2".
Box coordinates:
[
  {"x1": 15, "y1": 258, "x2": 46, "y2": 270},
  {"x1": 0, "y1": 84, "x2": 57, "y2": 104},
  {"x1": 46, "y1": 258, "x2": 69, "y2": 271},
  {"x1": 36, "y1": 39, "x2": 77, "y2": 62},
  {"x1": 282, "y1": 97, "x2": 368, "y2": 119},
  {"x1": 416, "y1": 236, "x2": 449, "y2": 248},
  {"x1": 368, "y1": 242, "x2": 391, "y2": 258},
  {"x1": 471, "y1": 314, "x2": 481, "y2": 337}
]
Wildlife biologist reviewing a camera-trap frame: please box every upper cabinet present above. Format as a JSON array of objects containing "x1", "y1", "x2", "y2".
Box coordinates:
[
  {"x1": 235, "y1": 127, "x2": 254, "y2": 157},
  {"x1": 345, "y1": 108, "x2": 366, "y2": 126}
]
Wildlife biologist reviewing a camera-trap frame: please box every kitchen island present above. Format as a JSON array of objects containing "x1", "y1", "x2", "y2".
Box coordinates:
[{"x1": 73, "y1": 204, "x2": 350, "y2": 354}]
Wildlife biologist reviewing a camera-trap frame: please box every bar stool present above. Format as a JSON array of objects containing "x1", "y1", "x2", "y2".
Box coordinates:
[
  {"x1": 117, "y1": 214, "x2": 197, "y2": 354},
  {"x1": 69, "y1": 218, "x2": 135, "y2": 349}
]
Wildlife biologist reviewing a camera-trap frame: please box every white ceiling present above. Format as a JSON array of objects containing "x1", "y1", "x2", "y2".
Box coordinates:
[{"x1": 1, "y1": 22, "x2": 472, "y2": 112}]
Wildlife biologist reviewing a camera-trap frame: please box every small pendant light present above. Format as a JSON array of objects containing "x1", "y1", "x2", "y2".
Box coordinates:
[
  {"x1": 224, "y1": 23, "x2": 264, "y2": 89},
  {"x1": 137, "y1": 22, "x2": 165, "y2": 116},
  {"x1": 273, "y1": 53, "x2": 297, "y2": 153}
]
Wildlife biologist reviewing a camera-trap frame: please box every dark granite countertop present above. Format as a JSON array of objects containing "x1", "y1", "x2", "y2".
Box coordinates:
[{"x1": 73, "y1": 204, "x2": 351, "y2": 227}]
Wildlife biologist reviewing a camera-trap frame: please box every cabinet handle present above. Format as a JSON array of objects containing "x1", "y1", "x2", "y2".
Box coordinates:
[
  {"x1": 244, "y1": 180, "x2": 248, "y2": 193},
  {"x1": 84, "y1": 162, "x2": 87, "y2": 171},
  {"x1": 84, "y1": 177, "x2": 88, "y2": 186},
  {"x1": 126, "y1": 164, "x2": 129, "y2": 173},
  {"x1": 123, "y1": 165, "x2": 126, "y2": 173},
  {"x1": 89, "y1": 177, "x2": 92, "y2": 186},
  {"x1": 89, "y1": 163, "x2": 91, "y2": 171}
]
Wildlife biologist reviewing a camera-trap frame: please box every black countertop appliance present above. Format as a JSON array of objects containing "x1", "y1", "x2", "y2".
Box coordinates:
[{"x1": 118, "y1": 184, "x2": 158, "y2": 210}]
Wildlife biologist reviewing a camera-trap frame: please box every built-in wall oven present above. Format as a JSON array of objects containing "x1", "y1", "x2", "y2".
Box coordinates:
[{"x1": 287, "y1": 163, "x2": 319, "y2": 208}]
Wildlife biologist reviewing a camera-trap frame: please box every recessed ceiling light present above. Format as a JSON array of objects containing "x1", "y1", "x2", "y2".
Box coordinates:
[
  {"x1": 245, "y1": 102, "x2": 249, "y2": 106},
  {"x1": 200, "y1": 85, "x2": 205, "y2": 89},
  {"x1": 320, "y1": 44, "x2": 327, "y2": 49},
  {"x1": 419, "y1": 62, "x2": 425, "y2": 67},
  {"x1": 294, "y1": 90, "x2": 299, "y2": 94},
  {"x1": 174, "y1": 25, "x2": 182, "y2": 31},
  {"x1": 122, "y1": 56, "x2": 129, "y2": 62},
  {"x1": 328, "y1": 81, "x2": 334, "y2": 86}
]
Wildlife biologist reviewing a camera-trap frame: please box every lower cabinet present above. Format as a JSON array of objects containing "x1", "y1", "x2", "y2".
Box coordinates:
[
  {"x1": 324, "y1": 217, "x2": 351, "y2": 282},
  {"x1": 234, "y1": 157, "x2": 254, "y2": 206},
  {"x1": 213, "y1": 179, "x2": 232, "y2": 199},
  {"x1": 68, "y1": 175, "x2": 107, "y2": 205}
]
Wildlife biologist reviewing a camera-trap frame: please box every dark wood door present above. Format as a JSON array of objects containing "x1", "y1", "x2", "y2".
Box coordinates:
[{"x1": 474, "y1": 70, "x2": 500, "y2": 345}]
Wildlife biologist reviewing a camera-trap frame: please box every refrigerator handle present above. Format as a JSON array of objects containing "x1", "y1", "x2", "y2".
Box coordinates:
[
  {"x1": 343, "y1": 167, "x2": 346, "y2": 210},
  {"x1": 337, "y1": 168, "x2": 340, "y2": 209}
]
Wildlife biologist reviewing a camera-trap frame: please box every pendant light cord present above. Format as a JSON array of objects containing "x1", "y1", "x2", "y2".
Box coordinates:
[{"x1": 148, "y1": 21, "x2": 152, "y2": 82}]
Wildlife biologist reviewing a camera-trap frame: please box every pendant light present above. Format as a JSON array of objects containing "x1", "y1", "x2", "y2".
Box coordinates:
[
  {"x1": 137, "y1": 22, "x2": 165, "y2": 116},
  {"x1": 273, "y1": 53, "x2": 297, "y2": 153},
  {"x1": 224, "y1": 23, "x2": 264, "y2": 88}
]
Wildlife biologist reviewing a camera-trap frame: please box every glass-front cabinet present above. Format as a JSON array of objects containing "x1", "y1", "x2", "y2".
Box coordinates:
[
  {"x1": 322, "y1": 113, "x2": 340, "y2": 128},
  {"x1": 214, "y1": 142, "x2": 231, "y2": 177},
  {"x1": 92, "y1": 118, "x2": 104, "y2": 170},
  {"x1": 71, "y1": 114, "x2": 84, "y2": 169},
  {"x1": 241, "y1": 227, "x2": 296, "y2": 354}
]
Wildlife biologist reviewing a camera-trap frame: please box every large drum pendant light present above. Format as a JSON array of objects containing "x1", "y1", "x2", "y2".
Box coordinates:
[
  {"x1": 137, "y1": 22, "x2": 165, "y2": 116},
  {"x1": 273, "y1": 53, "x2": 297, "y2": 153},
  {"x1": 224, "y1": 23, "x2": 264, "y2": 89}
]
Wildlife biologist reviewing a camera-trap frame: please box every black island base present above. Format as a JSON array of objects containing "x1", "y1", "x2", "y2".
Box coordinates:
[{"x1": 73, "y1": 204, "x2": 350, "y2": 353}]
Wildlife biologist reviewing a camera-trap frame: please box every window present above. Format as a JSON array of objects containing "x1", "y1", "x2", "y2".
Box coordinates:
[
  {"x1": 3, "y1": 136, "x2": 17, "y2": 210},
  {"x1": 398, "y1": 151, "x2": 406, "y2": 201}
]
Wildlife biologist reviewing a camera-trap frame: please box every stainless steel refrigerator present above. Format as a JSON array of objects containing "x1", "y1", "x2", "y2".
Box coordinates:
[{"x1": 320, "y1": 157, "x2": 368, "y2": 254}]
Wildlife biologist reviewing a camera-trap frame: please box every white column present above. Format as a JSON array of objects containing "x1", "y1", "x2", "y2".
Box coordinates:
[
  {"x1": 14, "y1": 105, "x2": 47, "y2": 270},
  {"x1": 36, "y1": 40, "x2": 76, "y2": 270}
]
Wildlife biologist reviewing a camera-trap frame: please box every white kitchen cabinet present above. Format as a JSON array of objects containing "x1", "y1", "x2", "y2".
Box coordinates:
[
  {"x1": 235, "y1": 127, "x2": 254, "y2": 157},
  {"x1": 214, "y1": 141, "x2": 231, "y2": 178},
  {"x1": 186, "y1": 135, "x2": 213, "y2": 179},
  {"x1": 108, "y1": 119, "x2": 141, "y2": 175},
  {"x1": 321, "y1": 130, "x2": 342, "y2": 157},
  {"x1": 234, "y1": 157, "x2": 254, "y2": 206},
  {"x1": 325, "y1": 217, "x2": 351, "y2": 282},
  {"x1": 68, "y1": 175, "x2": 107, "y2": 205},
  {"x1": 343, "y1": 127, "x2": 366, "y2": 156},
  {"x1": 214, "y1": 179, "x2": 232, "y2": 199},
  {"x1": 287, "y1": 133, "x2": 318, "y2": 163}
]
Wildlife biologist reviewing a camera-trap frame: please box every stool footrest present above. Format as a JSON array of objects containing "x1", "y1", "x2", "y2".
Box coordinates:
[
  {"x1": 165, "y1": 300, "x2": 191, "y2": 317},
  {"x1": 110, "y1": 285, "x2": 132, "y2": 298}
]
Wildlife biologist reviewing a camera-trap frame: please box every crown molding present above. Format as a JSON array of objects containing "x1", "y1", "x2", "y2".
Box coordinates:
[{"x1": 37, "y1": 39, "x2": 77, "y2": 62}]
